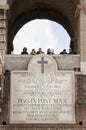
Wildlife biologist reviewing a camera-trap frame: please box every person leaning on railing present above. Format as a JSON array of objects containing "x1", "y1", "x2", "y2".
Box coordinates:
[{"x1": 21, "y1": 47, "x2": 28, "y2": 55}]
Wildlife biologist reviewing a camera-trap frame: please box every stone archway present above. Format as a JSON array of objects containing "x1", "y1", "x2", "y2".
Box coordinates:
[{"x1": 7, "y1": 0, "x2": 79, "y2": 54}]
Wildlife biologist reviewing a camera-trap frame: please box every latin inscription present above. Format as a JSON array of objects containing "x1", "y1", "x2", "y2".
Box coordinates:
[{"x1": 10, "y1": 71, "x2": 75, "y2": 124}]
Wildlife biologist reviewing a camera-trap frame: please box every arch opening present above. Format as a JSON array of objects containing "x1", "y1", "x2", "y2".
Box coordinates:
[
  {"x1": 7, "y1": 0, "x2": 80, "y2": 54},
  {"x1": 13, "y1": 19, "x2": 70, "y2": 54}
]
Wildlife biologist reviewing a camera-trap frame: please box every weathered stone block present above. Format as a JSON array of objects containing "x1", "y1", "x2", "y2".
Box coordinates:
[
  {"x1": 0, "y1": 35, "x2": 6, "y2": 42},
  {"x1": 0, "y1": 20, "x2": 6, "y2": 28},
  {"x1": 0, "y1": 0, "x2": 7, "y2": 5},
  {"x1": 76, "y1": 74, "x2": 86, "y2": 103},
  {"x1": 0, "y1": 43, "x2": 6, "y2": 50},
  {"x1": 0, "y1": 10, "x2": 6, "y2": 20},
  {"x1": 0, "y1": 64, "x2": 2, "y2": 75},
  {"x1": 0, "y1": 28, "x2": 6, "y2": 35}
]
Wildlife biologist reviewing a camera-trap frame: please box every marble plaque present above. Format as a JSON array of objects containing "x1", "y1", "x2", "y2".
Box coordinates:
[{"x1": 10, "y1": 71, "x2": 75, "y2": 124}]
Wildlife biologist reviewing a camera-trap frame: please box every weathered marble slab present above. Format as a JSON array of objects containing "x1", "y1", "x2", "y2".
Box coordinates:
[{"x1": 10, "y1": 55, "x2": 75, "y2": 124}]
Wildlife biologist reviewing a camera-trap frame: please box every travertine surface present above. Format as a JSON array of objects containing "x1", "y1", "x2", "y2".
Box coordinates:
[
  {"x1": 10, "y1": 55, "x2": 75, "y2": 124},
  {"x1": 5, "y1": 55, "x2": 80, "y2": 71},
  {"x1": 0, "y1": 0, "x2": 6, "y2": 5}
]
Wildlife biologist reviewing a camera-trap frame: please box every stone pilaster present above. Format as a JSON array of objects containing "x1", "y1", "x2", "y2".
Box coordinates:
[
  {"x1": 79, "y1": 3, "x2": 86, "y2": 73},
  {"x1": 0, "y1": 0, "x2": 9, "y2": 118},
  {"x1": 0, "y1": 0, "x2": 9, "y2": 66}
]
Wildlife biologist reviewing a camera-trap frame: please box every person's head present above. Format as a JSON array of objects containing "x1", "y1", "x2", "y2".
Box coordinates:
[
  {"x1": 47, "y1": 48, "x2": 51, "y2": 53},
  {"x1": 39, "y1": 48, "x2": 42, "y2": 52},
  {"x1": 32, "y1": 49, "x2": 35, "y2": 52},
  {"x1": 23, "y1": 47, "x2": 27, "y2": 52},
  {"x1": 63, "y1": 49, "x2": 66, "y2": 52}
]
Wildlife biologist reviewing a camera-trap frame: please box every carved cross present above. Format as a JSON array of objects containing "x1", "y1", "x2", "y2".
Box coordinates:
[{"x1": 37, "y1": 57, "x2": 48, "y2": 73}]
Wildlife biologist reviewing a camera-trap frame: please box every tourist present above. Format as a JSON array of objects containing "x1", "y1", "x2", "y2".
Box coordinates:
[
  {"x1": 30, "y1": 49, "x2": 36, "y2": 55},
  {"x1": 47, "y1": 48, "x2": 52, "y2": 55},
  {"x1": 36, "y1": 48, "x2": 44, "y2": 54},
  {"x1": 21, "y1": 47, "x2": 28, "y2": 55},
  {"x1": 60, "y1": 49, "x2": 67, "y2": 54},
  {"x1": 68, "y1": 48, "x2": 73, "y2": 54}
]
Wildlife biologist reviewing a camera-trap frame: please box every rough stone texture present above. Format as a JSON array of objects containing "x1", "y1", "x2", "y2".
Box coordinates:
[
  {"x1": 0, "y1": 76, "x2": 2, "y2": 109},
  {"x1": 75, "y1": 74, "x2": 86, "y2": 126},
  {"x1": 0, "y1": 64, "x2": 2, "y2": 75},
  {"x1": 0, "y1": 10, "x2": 6, "y2": 46},
  {"x1": 0, "y1": 71, "x2": 10, "y2": 124},
  {"x1": 76, "y1": 74, "x2": 86, "y2": 103},
  {"x1": 0, "y1": 9, "x2": 7, "y2": 67},
  {"x1": 0, "y1": 8, "x2": 6, "y2": 118},
  {"x1": 0, "y1": 75, "x2": 3, "y2": 124}
]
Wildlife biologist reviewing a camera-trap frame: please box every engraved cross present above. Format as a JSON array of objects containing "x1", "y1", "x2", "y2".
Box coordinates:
[{"x1": 37, "y1": 57, "x2": 48, "y2": 73}]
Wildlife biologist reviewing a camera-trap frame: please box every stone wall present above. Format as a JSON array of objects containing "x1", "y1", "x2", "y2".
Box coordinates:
[
  {"x1": 4, "y1": 55, "x2": 80, "y2": 71},
  {"x1": 0, "y1": 72, "x2": 86, "y2": 126},
  {"x1": 0, "y1": 56, "x2": 86, "y2": 130},
  {"x1": 75, "y1": 74, "x2": 86, "y2": 125},
  {"x1": 0, "y1": 76, "x2": 2, "y2": 110},
  {"x1": 0, "y1": 9, "x2": 6, "y2": 50},
  {"x1": 79, "y1": 2, "x2": 86, "y2": 72},
  {"x1": 0, "y1": 0, "x2": 9, "y2": 66},
  {"x1": 0, "y1": 56, "x2": 86, "y2": 128},
  {"x1": 2, "y1": 71, "x2": 10, "y2": 124},
  {"x1": 0, "y1": 8, "x2": 7, "y2": 124}
]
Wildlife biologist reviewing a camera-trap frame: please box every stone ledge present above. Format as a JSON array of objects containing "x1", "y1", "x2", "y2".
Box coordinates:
[
  {"x1": 0, "y1": 5, "x2": 9, "y2": 10},
  {"x1": 0, "y1": 125, "x2": 85, "y2": 130},
  {"x1": 5, "y1": 55, "x2": 80, "y2": 71}
]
